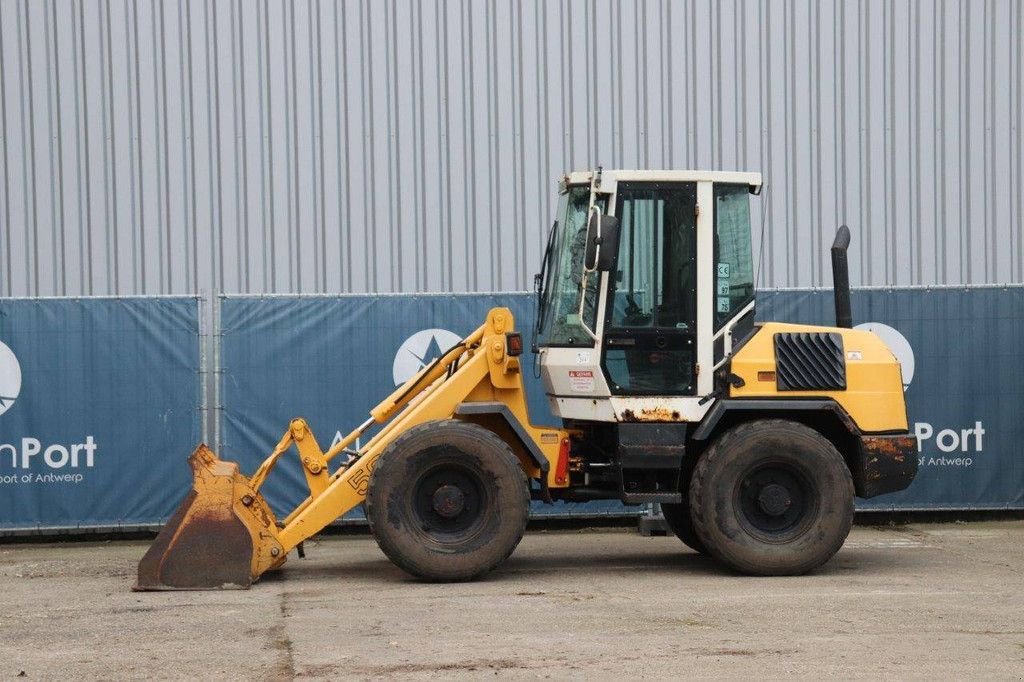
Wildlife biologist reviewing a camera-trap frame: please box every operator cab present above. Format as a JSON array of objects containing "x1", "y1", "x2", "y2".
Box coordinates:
[{"x1": 535, "y1": 169, "x2": 762, "y2": 424}]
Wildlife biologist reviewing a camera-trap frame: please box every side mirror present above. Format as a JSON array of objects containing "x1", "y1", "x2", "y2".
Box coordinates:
[{"x1": 584, "y1": 211, "x2": 620, "y2": 272}]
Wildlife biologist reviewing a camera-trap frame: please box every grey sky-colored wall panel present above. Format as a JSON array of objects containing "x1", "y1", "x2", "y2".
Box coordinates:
[{"x1": 1, "y1": 0, "x2": 1022, "y2": 297}]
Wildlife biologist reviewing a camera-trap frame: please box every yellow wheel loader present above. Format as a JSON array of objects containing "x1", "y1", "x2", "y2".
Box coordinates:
[{"x1": 136, "y1": 169, "x2": 917, "y2": 589}]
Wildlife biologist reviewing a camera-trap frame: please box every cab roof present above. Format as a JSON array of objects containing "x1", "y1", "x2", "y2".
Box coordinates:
[{"x1": 560, "y1": 169, "x2": 762, "y2": 192}]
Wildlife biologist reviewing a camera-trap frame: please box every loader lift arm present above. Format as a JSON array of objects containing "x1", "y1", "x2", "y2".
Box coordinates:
[{"x1": 136, "y1": 308, "x2": 565, "y2": 590}]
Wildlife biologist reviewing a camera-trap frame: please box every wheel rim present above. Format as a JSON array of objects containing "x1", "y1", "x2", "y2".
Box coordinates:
[
  {"x1": 735, "y1": 462, "x2": 817, "y2": 542},
  {"x1": 411, "y1": 462, "x2": 488, "y2": 543}
]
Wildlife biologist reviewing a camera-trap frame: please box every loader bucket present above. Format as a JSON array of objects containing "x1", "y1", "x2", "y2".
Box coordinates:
[{"x1": 134, "y1": 444, "x2": 285, "y2": 590}]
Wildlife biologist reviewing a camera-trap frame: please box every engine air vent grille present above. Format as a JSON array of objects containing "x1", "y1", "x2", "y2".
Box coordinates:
[{"x1": 773, "y1": 332, "x2": 846, "y2": 391}]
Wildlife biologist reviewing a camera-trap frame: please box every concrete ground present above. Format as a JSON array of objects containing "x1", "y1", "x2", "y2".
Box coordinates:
[{"x1": 1, "y1": 522, "x2": 1023, "y2": 680}]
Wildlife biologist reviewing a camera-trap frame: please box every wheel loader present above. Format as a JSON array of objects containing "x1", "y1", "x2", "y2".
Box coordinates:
[{"x1": 136, "y1": 169, "x2": 917, "y2": 589}]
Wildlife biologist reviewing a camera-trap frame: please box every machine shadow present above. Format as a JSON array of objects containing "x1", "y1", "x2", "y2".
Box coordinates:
[
  {"x1": 263, "y1": 540, "x2": 916, "y2": 586},
  {"x1": 268, "y1": 547, "x2": 715, "y2": 585}
]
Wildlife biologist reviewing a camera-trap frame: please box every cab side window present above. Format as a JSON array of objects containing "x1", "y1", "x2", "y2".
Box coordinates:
[{"x1": 713, "y1": 184, "x2": 754, "y2": 329}]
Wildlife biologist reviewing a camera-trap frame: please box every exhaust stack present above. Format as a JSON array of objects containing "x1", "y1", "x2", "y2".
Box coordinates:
[{"x1": 831, "y1": 225, "x2": 853, "y2": 328}]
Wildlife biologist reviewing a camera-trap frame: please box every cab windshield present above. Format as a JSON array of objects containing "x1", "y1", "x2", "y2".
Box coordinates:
[{"x1": 536, "y1": 186, "x2": 600, "y2": 347}]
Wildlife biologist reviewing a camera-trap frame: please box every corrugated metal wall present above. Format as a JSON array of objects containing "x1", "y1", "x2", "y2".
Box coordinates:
[{"x1": 1, "y1": 0, "x2": 1022, "y2": 297}]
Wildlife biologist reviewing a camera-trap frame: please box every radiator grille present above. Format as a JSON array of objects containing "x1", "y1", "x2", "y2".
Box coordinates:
[{"x1": 773, "y1": 332, "x2": 847, "y2": 391}]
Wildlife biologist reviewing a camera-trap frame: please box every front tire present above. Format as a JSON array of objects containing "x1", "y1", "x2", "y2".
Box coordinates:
[
  {"x1": 365, "y1": 420, "x2": 529, "y2": 581},
  {"x1": 689, "y1": 419, "x2": 854, "y2": 576}
]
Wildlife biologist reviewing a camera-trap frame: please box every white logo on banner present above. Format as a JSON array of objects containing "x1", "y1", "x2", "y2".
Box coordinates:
[
  {"x1": 0, "y1": 339, "x2": 98, "y2": 486},
  {"x1": 392, "y1": 328, "x2": 462, "y2": 386},
  {"x1": 855, "y1": 322, "x2": 915, "y2": 390},
  {"x1": 0, "y1": 341, "x2": 21, "y2": 417}
]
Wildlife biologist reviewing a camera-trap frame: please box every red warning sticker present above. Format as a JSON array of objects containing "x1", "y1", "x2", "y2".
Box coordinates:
[{"x1": 569, "y1": 370, "x2": 595, "y2": 393}]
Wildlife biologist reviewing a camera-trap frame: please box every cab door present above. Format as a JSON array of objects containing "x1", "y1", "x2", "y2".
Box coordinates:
[{"x1": 601, "y1": 182, "x2": 698, "y2": 396}]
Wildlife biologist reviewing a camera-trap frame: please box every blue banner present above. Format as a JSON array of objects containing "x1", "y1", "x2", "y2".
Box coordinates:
[
  {"x1": 5, "y1": 288, "x2": 1015, "y2": 535},
  {"x1": 0, "y1": 297, "x2": 202, "y2": 531}
]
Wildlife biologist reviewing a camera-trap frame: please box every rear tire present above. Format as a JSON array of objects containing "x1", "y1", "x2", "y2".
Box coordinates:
[
  {"x1": 659, "y1": 501, "x2": 706, "y2": 554},
  {"x1": 689, "y1": 419, "x2": 854, "y2": 576},
  {"x1": 365, "y1": 420, "x2": 529, "y2": 581}
]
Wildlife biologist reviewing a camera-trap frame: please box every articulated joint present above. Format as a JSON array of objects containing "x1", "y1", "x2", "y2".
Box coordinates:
[
  {"x1": 490, "y1": 310, "x2": 508, "y2": 334},
  {"x1": 490, "y1": 339, "x2": 506, "y2": 365},
  {"x1": 290, "y1": 418, "x2": 325, "y2": 476},
  {"x1": 485, "y1": 308, "x2": 522, "y2": 386}
]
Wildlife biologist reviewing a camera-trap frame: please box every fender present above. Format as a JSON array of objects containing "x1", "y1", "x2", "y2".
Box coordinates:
[
  {"x1": 693, "y1": 398, "x2": 860, "y2": 441},
  {"x1": 454, "y1": 401, "x2": 550, "y2": 474}
]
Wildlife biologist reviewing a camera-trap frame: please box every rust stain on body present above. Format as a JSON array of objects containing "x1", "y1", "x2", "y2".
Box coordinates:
[
  {"x1": 863, "y1": 435, "x2": 915, "y2": 462},
  {"x1": 620, "y1": 407, "x2": 682, "y2": 422}
]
